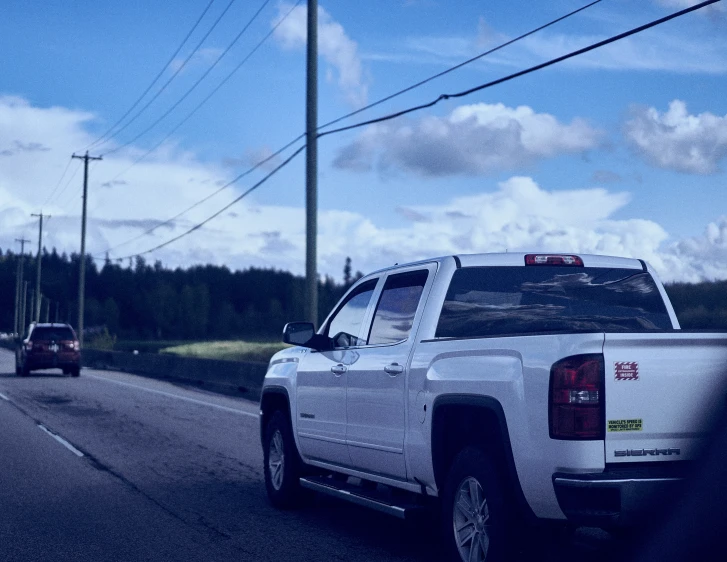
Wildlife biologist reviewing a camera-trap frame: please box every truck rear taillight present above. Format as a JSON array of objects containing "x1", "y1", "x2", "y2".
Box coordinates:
[
  {"x1": 549, "y1": 354, "x2": 604, "y2": 440},
  {"x1": 525, "y1": 254, "x2": 584, "y2": 266}
]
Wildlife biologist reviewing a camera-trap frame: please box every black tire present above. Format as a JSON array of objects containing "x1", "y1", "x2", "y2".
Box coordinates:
[
  {"x1": 15, "y1": 362, "x2": 21, "y2": 375},
  {"x1": 441, "y1": 447, "x2": 507, "y2": 562},
  {"x1": 20, "y1": 363, "x2": 30, "y2": 377},
  {"x1": 263, "y1": 410, "x2": 306, "y2": 509},
  {"x1": 70, "y1": 366, "x2": 80, "y2": 377}
]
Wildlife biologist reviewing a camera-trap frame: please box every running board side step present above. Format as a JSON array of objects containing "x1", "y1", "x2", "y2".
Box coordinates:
[{"x1": 300, "y1": 476, "x2": 423, "y2": 520}]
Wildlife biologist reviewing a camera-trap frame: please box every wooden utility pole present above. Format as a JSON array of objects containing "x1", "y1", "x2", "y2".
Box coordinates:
[
  {"x1": 14, "y1": 238, "x2": 30, "y2": 335},
  {"x1": 72, "y1": 151, "x2": 102, "y2": 347},
  {"x1": 21, "y1": 282, "x2": 28, "y2": 336},
  {"x1": 305, "y1": 0, "x2": 318, "y2": 327},
  {"x1": 30, "y1": 213, "x2": 49, "y2": 323}
]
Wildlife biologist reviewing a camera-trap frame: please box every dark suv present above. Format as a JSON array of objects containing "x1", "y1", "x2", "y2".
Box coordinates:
[{"x1": 16, "y1": 323, "x2": 81, "y2": 377}]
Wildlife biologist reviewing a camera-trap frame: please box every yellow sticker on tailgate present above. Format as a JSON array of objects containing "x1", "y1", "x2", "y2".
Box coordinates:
[{"x1": 607, "y1": 419, "x2": 643, "y2": 432}]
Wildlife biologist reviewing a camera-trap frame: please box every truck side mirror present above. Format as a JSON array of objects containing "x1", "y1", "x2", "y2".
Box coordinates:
[{"x1": 282, "y1": 322, "x2": 332, "y2": 351}]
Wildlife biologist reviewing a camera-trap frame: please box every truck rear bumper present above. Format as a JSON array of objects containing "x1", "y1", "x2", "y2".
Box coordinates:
[{"x1": 553, "y1": 464, "x2": 690, "y2": 527}]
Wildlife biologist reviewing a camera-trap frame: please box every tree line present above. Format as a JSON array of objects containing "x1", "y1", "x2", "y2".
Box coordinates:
[
  {"x1": 0, "y1": 249, "x2": 361, "y2": 341},
  {"x1": 0, "y1": 248, "x2": 724, "y2": 342}
]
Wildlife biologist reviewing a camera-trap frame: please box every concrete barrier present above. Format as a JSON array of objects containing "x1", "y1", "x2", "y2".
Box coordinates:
[{"x1": 82, "y1": 349, "x2": 267, "y2": 401}]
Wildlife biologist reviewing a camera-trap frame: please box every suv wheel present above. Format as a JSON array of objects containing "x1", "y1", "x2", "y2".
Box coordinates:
[
  {"x1": 441, "y1": 447, "x2": 507, "y2": 562},
  {"x1": 263, "y1": 410, "x2": 306, "y2": 509},
  {"x1": 70, "y1": 366, "x2": 80, "y2": 377}
]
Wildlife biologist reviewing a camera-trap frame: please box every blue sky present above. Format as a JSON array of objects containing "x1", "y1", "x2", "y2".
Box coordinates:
[{"x1": 1, "y1": 0, "x2": 726, "y2": 282}]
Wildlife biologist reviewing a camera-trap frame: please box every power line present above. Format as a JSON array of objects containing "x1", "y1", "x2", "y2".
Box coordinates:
[
  {"x1": 96, "y1": 0, "x2": 303, "y2": 189},
  {"x1": 52, "y1": 159, "x2": 83, "y2": 210},
  {"x1": 318, "y1": 0, "x2": 720, "y2": 140},
  {"x1": 96, "y1": 134, "x2": 305, "y2": 256},
  {"x1": 94, "y1": 0, "x2": 239, "y2": 153},
  {"x1": 101, "y1": 0, "x2": 272, "y2": 158},
  {"x1": 106, "y1": 0, "x2": 717, "y2": 262},
  {"x1": 319, "y1": 0, "x2": 604, "y2": 132},
  {"x1": 86, "y1": 0, "x2": 217, "y2": 151},
  {"x1": 110, "y1": 144, "x2": 306, "y2": 261},
  {"x1": 42, "y1": 156, "x2": 73, "y2": 208},
  {"x1": 95, "y1": 0, "x2": 605, "y2": 258}
]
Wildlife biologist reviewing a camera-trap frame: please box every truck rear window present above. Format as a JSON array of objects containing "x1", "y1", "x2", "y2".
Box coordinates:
[
  {"x1": 31, "y1": 327, "x2": 75, "y2": 341},
  {"x1": 436, "y1": 267, "x2": 673, "y2": 338}
]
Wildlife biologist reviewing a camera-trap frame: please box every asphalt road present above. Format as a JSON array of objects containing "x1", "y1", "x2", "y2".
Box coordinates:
[{"x1": 0, "y1": 348, "x2": 625, "y2": 562}]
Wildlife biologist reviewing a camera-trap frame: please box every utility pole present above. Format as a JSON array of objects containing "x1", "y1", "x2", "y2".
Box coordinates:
[
  {"x1": 21, "y1": 282, "x2": 28, "y2": 337},
  {"x1": 55, "y1": 302, "x2": 60, "y2": 323},
  {"x1": 72, "y1": 151, "x2": 102, "y2": 348},
  {"x1": 305, "y1": 0, "x2": 318, "y2": 327},
  {"x1": 28, "y1": 289, "x2": 34, "y2": 328},
  {"x1": 14, "y1": 238, "x2": 30, "y2": 335},
  {"x1": 44, "y1": 297, "x2": 50, "y2": 323},
  {"x1": 30, "y1": 213, "x2": 48, "y2": 323}
]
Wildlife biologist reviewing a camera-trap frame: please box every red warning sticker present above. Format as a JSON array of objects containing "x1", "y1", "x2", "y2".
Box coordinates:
[{"x1": 615, "y1": 362, "x2": 639, "y2": 381}]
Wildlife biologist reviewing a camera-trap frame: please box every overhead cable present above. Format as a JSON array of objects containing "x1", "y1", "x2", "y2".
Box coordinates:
[
  {"x1": 98, "y1": 0, "x2": 303, "y2": 189},
  {"x1": 95, "y1": 0, "x2": 239, "y2": 152},
  {"x1": 96, "y1": 0, "x2": 579, "y2": 250},
  {"x1": 85, "y1": 0, "x2": 217, "y2": 151},
  {"x1": 43, "y1": 156, "x2": 73, "y2": 208},
  {"x1": 102, "y1": 0, "x2": 272, "y2": 157},
  {"x1": 110, "y1": 144, "x2": 306, "y2": 261},
  {"x1": 318, "y1": 0, "x2": 604, "y2": 132},
  {"x1": 318, "y1": 0, "x2": 720, "y2": 139},
  {"x1": 101, "y1": 0, "x2": 717, "y2": 260},
  {"x1": 97, "y1": 134, "x2": 305, "y2": 256}
]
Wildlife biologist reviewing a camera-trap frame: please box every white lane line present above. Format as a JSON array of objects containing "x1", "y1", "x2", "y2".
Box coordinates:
[
  {"x1": 0, "y1": 392, "x2": 9, "y2": 401},
  {"x1": 38, "y1": 424, "x2": 85, "y2": 457},
  {"x1": 85, "y1": 374, "x2": 258, "y2": 418}
]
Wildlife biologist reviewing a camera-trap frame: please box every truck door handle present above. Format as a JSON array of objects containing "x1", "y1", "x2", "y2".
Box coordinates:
[
  {"x1": 331, "y1": 364, "x2": 347, "y2": 376},
  {"x1": 384, "y1": 363, "x2": 404, "y2": 376}
]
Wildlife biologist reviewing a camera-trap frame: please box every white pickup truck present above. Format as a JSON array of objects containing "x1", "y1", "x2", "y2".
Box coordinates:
[{"x1": 259, "y1": 252, "x2": 727, "y2": 562}]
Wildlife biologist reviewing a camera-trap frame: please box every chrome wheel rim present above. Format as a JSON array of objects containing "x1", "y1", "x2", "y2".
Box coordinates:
[
  {"x1": 268, "y1": 430, "x2": 285, "y2": 490},
  {"x1": 453, "y1": 476, "x2": 490, "y2": 562}
]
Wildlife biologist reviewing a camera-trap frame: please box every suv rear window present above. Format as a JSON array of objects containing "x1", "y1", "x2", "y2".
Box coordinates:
[
  {"x1": 436, "y1": 267, "x2": 673, "y2": 338},
  {"x1": 30, "y1": 327, "x2": 75, "y2": 341}
]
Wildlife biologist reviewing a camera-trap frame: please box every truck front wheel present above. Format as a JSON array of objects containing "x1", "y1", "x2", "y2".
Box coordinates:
[
  {"x1": 263, "y1": 410, "x2": 305, "y2": 509},
  {"x1": 441, "y1": 447, "x2": 507, "y2": 562}
]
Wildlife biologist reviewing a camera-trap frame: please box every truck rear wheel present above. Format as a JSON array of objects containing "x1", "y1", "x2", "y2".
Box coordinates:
[
  {"x1": 263, "y1": 410, "x2": 306, "y2": 509},
  {"x1": 441, "y1": 447, "x2": 507, "y2": 562}
]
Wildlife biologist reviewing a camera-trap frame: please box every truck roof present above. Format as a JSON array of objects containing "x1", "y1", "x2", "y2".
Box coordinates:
[{"x1": 367, "y1": 252, "x2": 646, "y2": 276}]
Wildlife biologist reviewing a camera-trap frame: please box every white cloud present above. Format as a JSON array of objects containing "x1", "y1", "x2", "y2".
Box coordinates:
[
  {"x1": 624, "y1": 100, "x2": 727, "y2": 174},
  {"x1": 273, "y1": 3, "x2": 368, "y2": 107},
  {"x1": 334, "y1": 102, "x2": 602, "y2": 177},
  {"x1": 388, "y1": 14, "x2": 727, "y2": 75},
  {"x1": 4, "y1": 96, "x2": 727, "y2": 284}
]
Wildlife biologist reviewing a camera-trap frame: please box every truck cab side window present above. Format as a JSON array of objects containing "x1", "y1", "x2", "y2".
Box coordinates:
[
  {"x1": 325, "y1": 279, "x2": 378, "y2": 348},
  {"x1": 367, "y1": 270, "x2": 429, "y2": 345}
]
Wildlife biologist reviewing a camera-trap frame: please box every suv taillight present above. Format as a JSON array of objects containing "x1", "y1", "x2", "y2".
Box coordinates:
[
  {"x1": 73, "y1": 341, "x2": 80, "y2": 351},
  {"x1": 25, "y1": 342, "x2": 33, "y2": 351},
  {"x1": 549, "y1": 354, "x2": 604, "y2": 440}
]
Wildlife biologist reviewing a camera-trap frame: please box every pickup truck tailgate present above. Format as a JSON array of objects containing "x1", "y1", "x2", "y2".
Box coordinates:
[{"x1": 604, "y1": 333, "x2": 727, "y2": 463}]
